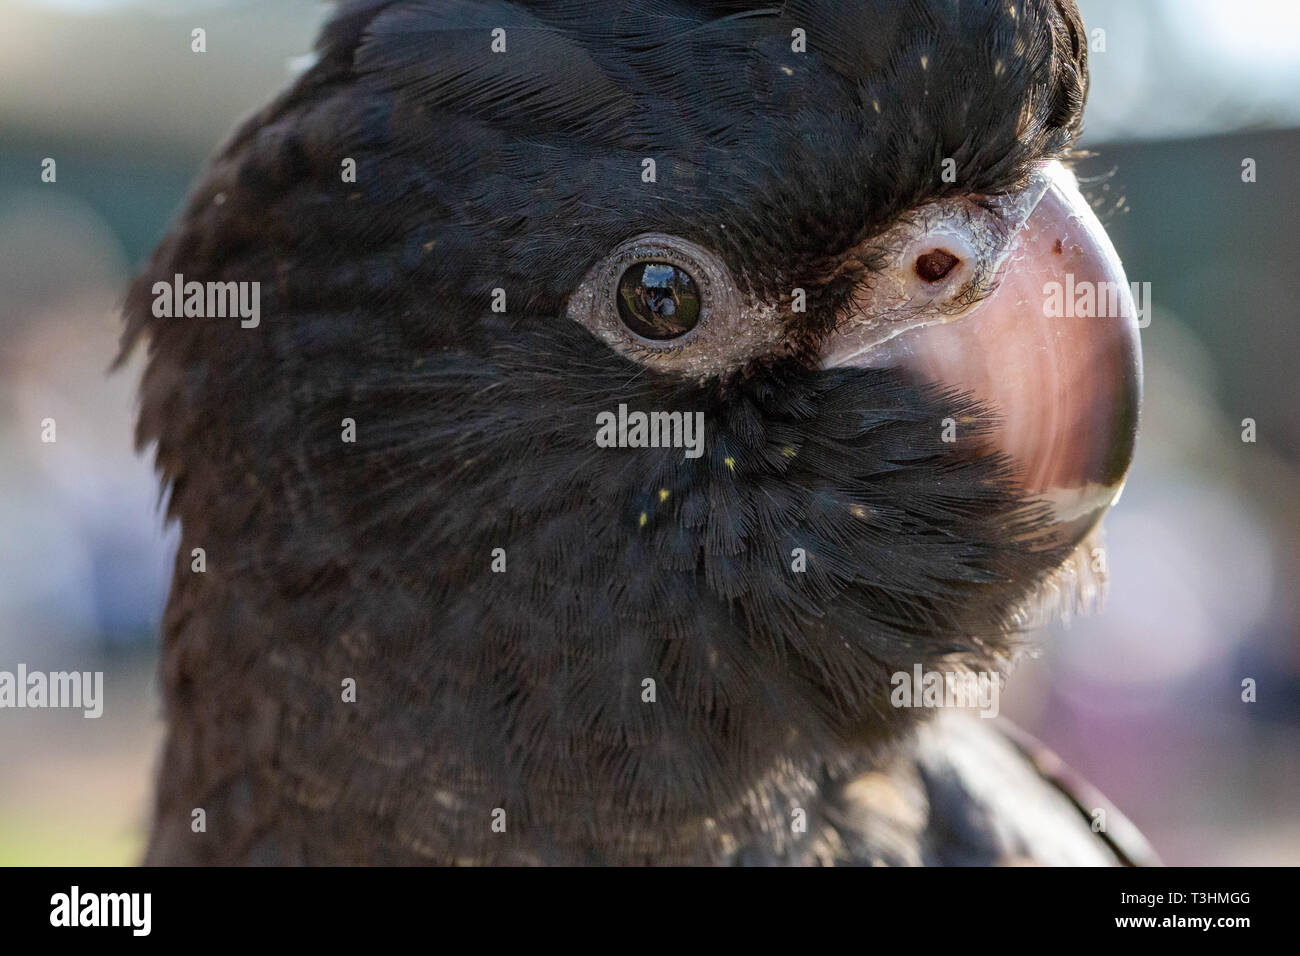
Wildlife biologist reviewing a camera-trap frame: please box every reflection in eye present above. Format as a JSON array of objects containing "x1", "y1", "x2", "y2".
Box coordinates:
[{"x1": 615, "y1": 262, "x2": 701, "y2": 340}]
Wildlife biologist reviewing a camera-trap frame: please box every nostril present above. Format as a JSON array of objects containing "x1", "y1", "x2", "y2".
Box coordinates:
[{"x1": 915, "y1": 248, "x2": 960, "y2": 282}]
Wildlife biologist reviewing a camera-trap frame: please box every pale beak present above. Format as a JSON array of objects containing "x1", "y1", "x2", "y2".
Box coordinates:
[{"x1": 823, "y1": 162, "x2": 1143, "y2": 549}]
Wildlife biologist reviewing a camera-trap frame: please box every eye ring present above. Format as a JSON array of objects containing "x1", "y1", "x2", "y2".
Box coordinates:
[{"x1": 570, "y1": 233, "x2": 739, "y2": 352}]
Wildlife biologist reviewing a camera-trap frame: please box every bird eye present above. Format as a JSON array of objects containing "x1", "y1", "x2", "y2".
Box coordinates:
[
  {"x1": 568, "y1": 233, "x2": 735, "y2": 355},
  {"x1": 567, "y1": 232, "x2": 785, "y2": 376},
  {"x1": 915, "y1": 248, "x2": 960, "y2": 283},
  {"x1": 615, "y1": 262, "x2": 700, "y2": 340}
]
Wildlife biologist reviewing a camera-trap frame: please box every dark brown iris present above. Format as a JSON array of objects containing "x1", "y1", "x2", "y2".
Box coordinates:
[{"x1": 615, "y1": 262, "x2": 701, "y2": 340}]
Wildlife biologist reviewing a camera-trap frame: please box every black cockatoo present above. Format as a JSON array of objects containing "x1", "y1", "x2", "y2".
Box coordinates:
[{"x1": 121, "y1": 0, "x2": 1153, "y2": 865}]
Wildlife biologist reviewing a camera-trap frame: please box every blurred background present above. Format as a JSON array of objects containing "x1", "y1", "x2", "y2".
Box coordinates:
[{"x1": 1, "y1": 0, "x2": 1297, "y2": 865}]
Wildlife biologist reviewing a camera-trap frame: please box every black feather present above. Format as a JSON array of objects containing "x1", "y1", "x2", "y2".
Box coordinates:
[{"x1": 123, "y1": 0, "x2": 1107, "y2": 865}]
